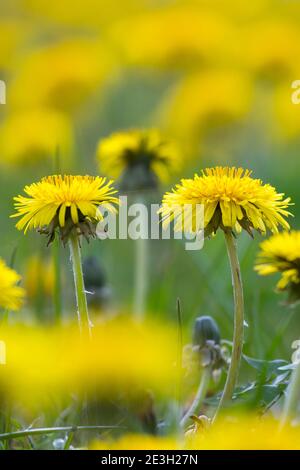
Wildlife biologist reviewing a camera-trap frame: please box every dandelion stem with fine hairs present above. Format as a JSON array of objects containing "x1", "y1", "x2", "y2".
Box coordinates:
[
  {"x1": 53, "y1": 237, "x2": 62, "y2": 323},
  {"x1": 133, "y1": 196, "x2": 149, "y2": 319},
  {"x1": 180, "y1": 366, "x2": 211, "y2": 428},
  {"x1": 69, "y1": 232, "x2": 92, "y2": 337},
  {"x1": 213, "y1": 230, "x2": 244, "y2": 421}
]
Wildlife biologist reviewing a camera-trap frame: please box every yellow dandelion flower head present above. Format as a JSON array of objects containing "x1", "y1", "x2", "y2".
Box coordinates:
[
  {"x1": 11, "y1": 175, "x2": 119, "y2": 244},
  {"x1": 109, "y1": 6, "x2": 230, "y2": 70},
  {"x1": 0, "y1": 108, "x2": 73, "y2": 167},
  {"x1": 160, "y1": 70, "x2": 252, "y2": 144},
  {"x1": 188, "y1": 415, "x2": 300, "y2": 450},
  {"x1": 97, "y1": 129, "x2": 180, "y2": 190},
  {"x1": 24, "y1": 255, "x2": 55, "y2": 299},
  {"x1": 255, "y1": 231, "x2": 300, "y2": 301},
  {"x1": 0, "y1": 258, "x2": 25, "y2": 311},
  {"x1": 159, "y1": 167, "x2": 292, "y2": 237},
  {"x1": 243, "y1": 20, "x2": 300, "y2": 80},
  {"x1": 90, "y1": 433, "x2": 179, "y2": 450},
  {"x1": 0, "y1": 318, "x2": 177, "y2": 406},
  {"x1": 10, "y1": 38, "x2": 115, "y2": 113}
]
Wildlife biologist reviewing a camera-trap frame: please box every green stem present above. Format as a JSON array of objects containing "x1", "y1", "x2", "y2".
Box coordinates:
[
  {"x1": 63, "y1": 431, "x2": 75, "y2": 450},
  {"x1": 0, "y1": 425, "x2": 122, "y2": 441},
  {"x1": 213, "y1": 230, "x2": 244, "y2": 421},
  {"x1": 53, "y1": 237, "x2": 62, "y2": 323},
  {"x1": 280, "y1": 361, "x2": 300, "y2": 428},
  {"x1": 133, "y1": 197, "x2": 149, "y2": 319},
  {"x1": 69, "y1": 233, "x2": 92, "y2": 337},
  {"x1": 180, "y1": 366, "x2": 211, "y2": 428},
  {"x1": 134, "y1": 237, "x2": 148, "y2": 318}
]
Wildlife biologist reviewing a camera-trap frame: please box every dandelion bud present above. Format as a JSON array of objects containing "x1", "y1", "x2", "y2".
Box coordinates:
[
  {"x1": 83, "y1": 256, "x2": 111, "y2": 307},
  {"x1": 192, "y1": 316, "x2": 221, "y2": 349},
  {"x1": 83, "y1": 256, "x2": 106, "y2": 289}
]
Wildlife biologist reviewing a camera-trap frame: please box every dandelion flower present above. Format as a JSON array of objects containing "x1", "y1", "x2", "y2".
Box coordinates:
[
  {"x1": 160, "y1": 167, "x2": 292, "y2": 237},
  {"x1": 255, "y1": 231, "x2": 300, "y2": 303},
  {"x1": 160, "y1": 167, "x2": 292, "y2": 419},
  {"x1": 243, "y1": 21, "x2": 300, "y2": 80},
  {"x1": 12, "y1": 175, "x2": 119, "y2": 244},
  {"x1": 97, "y1": 129, "x2": 180, "y2": 191},
  {"x1": 0, "y1": 18, "x2": 29, "y2": 71},
  {"x1": 10, "y1": 39, "x2": 115, "y2": 113},
  {"x1": 0, "y1": 108, "x2": 73, "y2": 167},
  {"x1": 0, "y1": 319, "x2": 177, "y2": 405},
  {"x1": 24, "y1": 255, "x2": 55, "y2": 300},
  {"x1": 108, "y1": 6, "x2": 230, "y2": 70},
  {"x1": 160, "y1": 70, "x2": 252, "y2": 146},
  {"x1": 12, "y1": 175, "x2": 119, "y2": 336},
  {"x1": 90, "y1": 434, "x2": 179, "y2": 450},
  {"x1": 188, "y1": 415, "x2": 300, "y2": 450},
  {"x1": 0, "y1": 258, "x2": 25, "y2": 311}
]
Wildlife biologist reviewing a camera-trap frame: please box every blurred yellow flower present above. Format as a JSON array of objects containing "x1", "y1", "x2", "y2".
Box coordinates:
[
  {"x1": 242, "y1": 20, "x2": 300, "y2": 79},
  {"x1": 274, "y1": 82, "x2": 300, "y2": 140},
  {"x1": 0, "y1": 258, "x2": 25, "y2": 311},
  {"x1": 0, "y1": 19, "x2": 29, "y2": 71},
  {"x1": 255, "y1": 231, "x2": 300, "y2": 301},
  {"x1": 97, "y1": 129, "x2": 180, "y2": 189},
  {"x1": 24, "y1": 255, "x2": 55, "y2": 299},
  {"x1": 159, "y1": 70, "x2": 252, "y2": 144},
  {"x1": 91, "y1": 414, "x2": 300, "y2": 450},
  {"x1": 23, "y1": 0, "x2": 144, "y2": 28},
  {"x1": 159, "y1": 167, "x2": 292, "y2": 237},
  {"x1": 188, "y1": 415, "x2": 300, "y2": 450},
  {"x1": 10, "y1": 38, "x2": 115, "y2": 113},
  {"x1": 0, "y1": 319, "x2": 177, "y2": 405},
  {"x1": 108, "y1": 6, "x2": 230, "y2": 69},
  {"x1": 90, "y1": 434, "x2": 179, "y2": 450},
  {"x1": 12, "y1": 175, "x2": 119, "y2": 243},
  {"x1": 0, "y1": 108, "x2": 73, "y2": 167}
]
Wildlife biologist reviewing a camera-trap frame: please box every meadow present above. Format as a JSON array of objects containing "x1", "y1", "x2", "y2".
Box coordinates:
[{"x1": 1, "y1": 0, "x2": 300, "y2": 451}]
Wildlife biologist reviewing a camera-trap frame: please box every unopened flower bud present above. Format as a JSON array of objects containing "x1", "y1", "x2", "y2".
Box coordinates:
[{"x1": 192, "y1": 316, "x2": 221, "y2": 349}]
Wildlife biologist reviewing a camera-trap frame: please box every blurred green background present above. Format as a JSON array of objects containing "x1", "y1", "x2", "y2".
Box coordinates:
[{"x1": 0, "y1": 0, "x2": 300, "y2": 370}]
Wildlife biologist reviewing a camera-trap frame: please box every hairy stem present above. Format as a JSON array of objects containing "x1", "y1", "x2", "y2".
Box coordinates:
[
  {"x1": 213, "y1": 230, "x2": 244, "y2": 421},
  {"x1": 53, "y1": 237, "x2": 62, "y2": 323},
  {"x1": 69, "y1": 233, "x2": 92, "y2": 337},
  {"x1": 133, "y1": 196, "x2": 149, "y2": 319}
]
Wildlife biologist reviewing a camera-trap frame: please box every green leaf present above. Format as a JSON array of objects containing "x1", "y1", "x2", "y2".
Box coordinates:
[{"x1": 243, "y1": 355, "x2": 288, "y2": 379}]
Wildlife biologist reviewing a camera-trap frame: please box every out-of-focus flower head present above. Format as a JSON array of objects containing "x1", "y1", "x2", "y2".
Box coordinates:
[
  {"x1": 0, "y1": 318, "x2": 177, "y2": 406},
  {"x1": 24, "y1": 255, "x2": 55, "y2": 300},
  {"x1": 10, "y1": 38, "x2": 116, "y2": 113},
  {"x1": 242, "y1": 20, "x2": 300, "y2": 80},
  {"x1": 0, "y1": 258, "x2": 25, "y2": 311},
  {"x1": 83, "y1": 256, "x2": 111, "y2": 308},
  {"x1": 255, "y1": 231, "x2": 300, "y2": 304},
  {"x1": 91, "y1": 414, "x2": 300, "y2": 450},
  {"x1": 90, "y1": 434, "x2": 179, "y2": 450},
  {"x1": 0, "y1": 108, "x2": 73, "y2": 167},
  {"x1": 23, "y1": 0, "x2": 145, "y2": 28},
  {"x1": 0, "y1": 18, "x2": 29, "y2": 72},
  {"x1": 159, "y1": 70, "x2": 252, "y2": 147},
  {"x1": 273, "y1": 82, "x2": 300, "y2": 140},
  {"x1": 108, "y1": 5, "x2": 230, "y2": 70},
  {"x1": 97, "y1": 129, "x2": 180, "y2": 191},
  {"x1": 11, "y1": 175, "x2": 119, "y2": 244},
  {"x1": 187, "y1": 415, "x2": 300, "y2": 450},
  {"x1": 159, "y1": 167, "x2": 292, "y2": 237}
]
